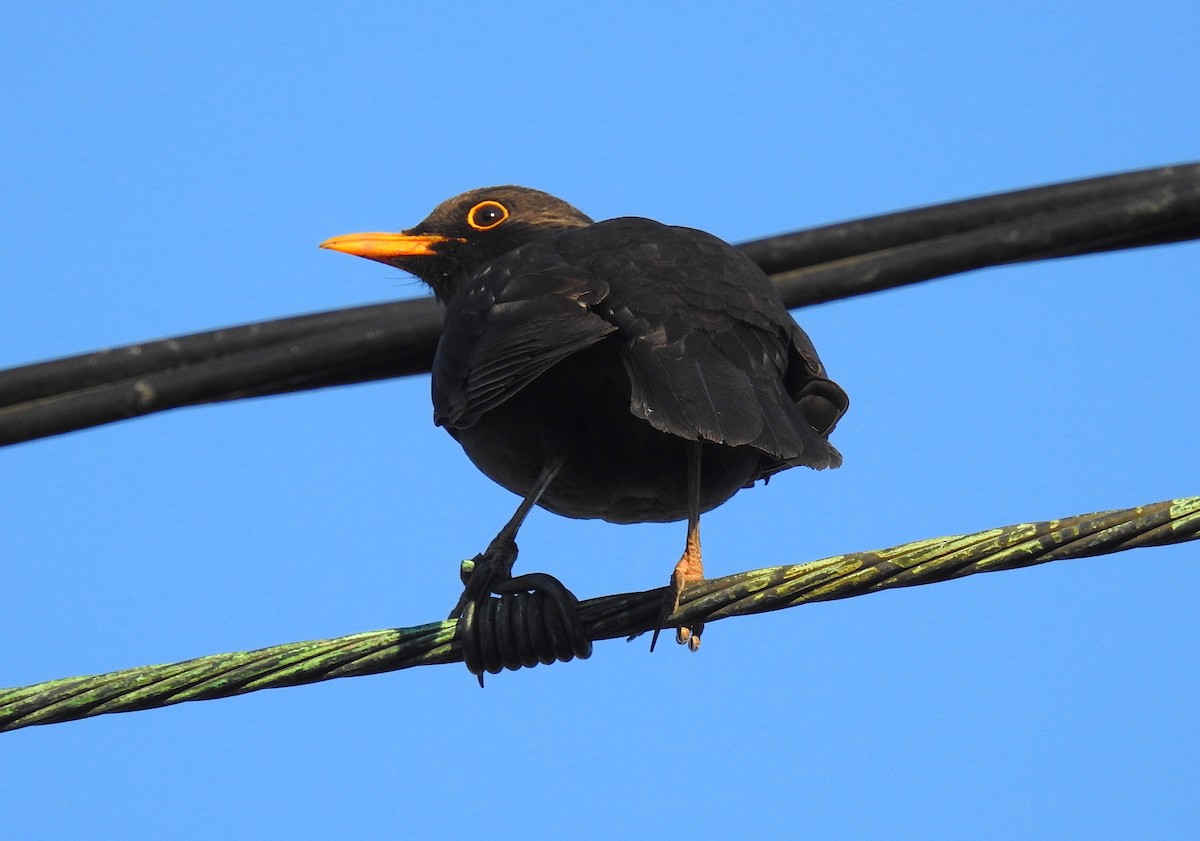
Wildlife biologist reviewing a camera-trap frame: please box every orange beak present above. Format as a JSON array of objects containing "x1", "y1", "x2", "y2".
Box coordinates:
[{"x1": 318, "y1": 231, "x2": 460, "y2": 266}]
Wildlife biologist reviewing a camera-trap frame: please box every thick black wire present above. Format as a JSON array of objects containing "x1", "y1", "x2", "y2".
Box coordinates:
[
  {"x1": 1, "y1": 163, "x2": 1197, "y2": 448},
  {"x1": 737, "y1": 162, "x2": 1200, "y2": 274}
]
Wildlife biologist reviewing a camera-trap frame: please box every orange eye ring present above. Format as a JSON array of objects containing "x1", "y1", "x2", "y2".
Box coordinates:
[{"x1": 467, "y1": 200, "x2": 510, "y2": 231}]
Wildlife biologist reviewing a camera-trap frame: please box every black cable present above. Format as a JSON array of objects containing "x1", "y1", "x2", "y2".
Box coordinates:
[{"x1": 1, "y1": 163, "x2": 1197, "y2": 448}]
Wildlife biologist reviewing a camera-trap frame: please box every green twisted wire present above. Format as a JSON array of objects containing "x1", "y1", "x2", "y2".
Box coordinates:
[{"x1": 3, "y1": 495, "x2": 1196, "y2": 732}]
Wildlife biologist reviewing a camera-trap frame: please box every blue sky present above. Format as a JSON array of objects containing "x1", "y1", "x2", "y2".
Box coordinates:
[{"x1": 3, "y1": 3, "x2": 1198, "y2": 838}]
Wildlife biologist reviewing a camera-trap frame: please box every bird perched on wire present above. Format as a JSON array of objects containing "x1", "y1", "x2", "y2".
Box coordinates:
[{"x1": 321, "y1": 186, "x2": 847, "y2": 649}]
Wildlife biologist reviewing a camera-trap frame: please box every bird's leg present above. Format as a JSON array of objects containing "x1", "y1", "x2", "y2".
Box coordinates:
[
  {"x1": 449, "y1": 456, "x2": 564, "y2": 619},
  {"x1": 652, "y1": 441, "x2": 706, "y2": 652}
]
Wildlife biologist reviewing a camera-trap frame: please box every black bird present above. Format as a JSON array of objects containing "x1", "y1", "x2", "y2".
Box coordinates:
[{"x1": 321, "y1": 187, "x2": 847, "y2": 648}]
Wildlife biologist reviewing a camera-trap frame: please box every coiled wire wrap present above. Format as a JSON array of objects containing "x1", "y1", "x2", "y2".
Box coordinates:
[{"x1": 458, "y1": 572, "x2": 592, "y2": 680}]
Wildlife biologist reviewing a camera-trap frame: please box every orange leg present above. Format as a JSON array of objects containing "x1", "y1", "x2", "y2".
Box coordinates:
[
  {"x1": 671, "y1": 509, "x2": 704, "y2": 650},
  {"x1": 652, "y1": 441, "x2": 705, "y2": 652}
]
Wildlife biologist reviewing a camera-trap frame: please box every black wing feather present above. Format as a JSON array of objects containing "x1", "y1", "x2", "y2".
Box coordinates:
[
  {"x1": 564, "y1": 218, "x2": 846, "y2": 468},
  {"x1": 433, "y1": 250, "x2": 616, "y2": 429}
]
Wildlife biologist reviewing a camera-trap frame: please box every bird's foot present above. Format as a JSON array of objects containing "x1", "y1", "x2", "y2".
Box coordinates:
[
  {"x1": 451, "y1": 540, "x2": 592, "y2": 681},
  {"x1": 449, "y1": 532, "x2": 518, "y2": 620},
  {"x1": 650, "y1": 543, "x2": 705, "y2": 652}
]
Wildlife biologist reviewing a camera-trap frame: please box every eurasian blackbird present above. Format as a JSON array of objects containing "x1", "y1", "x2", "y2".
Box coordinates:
[{"x1": 321, "y1": 186, "x2": 848, "y2": 648}]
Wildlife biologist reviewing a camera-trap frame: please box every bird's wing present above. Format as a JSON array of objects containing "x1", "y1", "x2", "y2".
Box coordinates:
[
  {"x1": 433, "y1": 251, "x2": 616, "y2": 428},
  {"x1": 568, "y1": 218, "x2": 845, "y2": 468}
]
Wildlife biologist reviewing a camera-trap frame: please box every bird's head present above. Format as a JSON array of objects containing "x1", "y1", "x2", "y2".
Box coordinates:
[{"x1": 320, "y1": 186, "x2": 593, "y2": 301}]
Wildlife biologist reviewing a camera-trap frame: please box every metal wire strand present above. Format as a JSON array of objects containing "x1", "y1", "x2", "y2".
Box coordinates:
[{"x1": 2, "y1": 495, "x2": 1195, "y2": 732}]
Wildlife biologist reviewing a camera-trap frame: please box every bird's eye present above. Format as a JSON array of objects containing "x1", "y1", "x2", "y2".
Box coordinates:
[{"x1": 467, "y1": 200, "x2": 510, "y2": 231}]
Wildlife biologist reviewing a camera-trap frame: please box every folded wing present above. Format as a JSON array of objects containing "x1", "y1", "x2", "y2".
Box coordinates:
[{"x1": 433, "y1": 251, "x2": 616, "y2": 429}]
